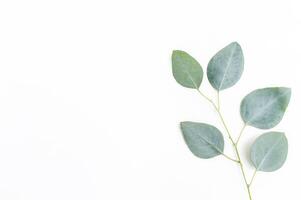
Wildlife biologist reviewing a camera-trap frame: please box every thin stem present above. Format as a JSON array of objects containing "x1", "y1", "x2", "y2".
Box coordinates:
[
  {"x1": 236, "y1": 123, "x2": 247, "y2": 145},
  {"x1": 197, "y1": 90, "x2": 239, "y2": 164},
  {"x1": 234, "y1": 145, "x2": 252, "y2": 200},
  {"x1": 249, "y1": 170, "x2": 257, "y2": 186},
  {"x1": 217, "y1": 91, "x2": 220, "y2": 111},
  {"x1": 247, "y1": 185, "x2": 253, "y2": 200},
  {"x1": 216, "y1": 110, "x2": 235, "y2": 144},
  {"x1": 196, "y1": 89, "x2": 216, "y2": 107},
  {"x1": 222, "y1": 153, "x2": 240, "y2": 163},
  {"x1": 218, "y1": 113, "x2": 252, "y2": 200},
  {"x1": 196, "y1": 89, "x2": 253, "y2": 200},
  {"x1": 196, "y1": 89, "x2": 234, "y2": 143},
  {"x1": 196, "y1": 90, "x2": 234, "y2": 142}
]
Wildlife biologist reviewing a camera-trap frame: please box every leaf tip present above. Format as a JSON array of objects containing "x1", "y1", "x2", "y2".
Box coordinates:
[
  {"x1": 228, "y1": 41, "x2": 242, "y2": 50},
  {"x1": 231, "y1": 41, "x2": 240, "y2": 46},
  {"x1": 172, "y1": 50, "x2": 183, "y2": 57},
  {"x1": 180, "y1": 121, "x2": 189, "y2": 128},
  {"x1": 279, "y1": 87, "x2": 292, "y2": 107},
  {"x1": 279, "y1": 86, "x2": 291, "y2": 91},
  {"x1": 284, "y1": 87, "x2": 292, "y2": 96}
]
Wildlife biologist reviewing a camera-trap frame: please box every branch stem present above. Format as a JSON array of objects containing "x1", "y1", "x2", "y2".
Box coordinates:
[
  {"x1": 222, "y1": 153, "x2": 240, "y2": 163},
  {"x1": 196, "y1": 89, "x2": 253, "y2": 200},
  {"x1": 249, "y1": 170, "x2": 257, "y2": 186},
  {"x1": 196, "y1": 89, "x2": 215, "y2": 106},
  {"x1": 235, "y1": 145, "x2": 252, "y2": 200},
  {"x1": 236, "y1": 123, "x2": 247, "y2": 145},
  {"x1": 197, "y1": 89, "x2": 235, "y2": 143},
  {"x1": 217, "y1": 91, "x2": 220, "y2": 110}
]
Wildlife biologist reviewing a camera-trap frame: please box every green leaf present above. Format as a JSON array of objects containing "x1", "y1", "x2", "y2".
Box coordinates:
[
  {"x1": 240, "y1": 87, "x2": 291, "y2": 129},
  {"x1": 250, "y1": 132, "x2": 288, "y2": 172},
  {"x1": 171, "y1": 50, "x2": 203, "y2": 89},
  {"x1": 207, "y1": 42, "x2": 244, "y2": 91},
  {"x1": 180, "y1": 121, "x2": 224, "y2": 159}
]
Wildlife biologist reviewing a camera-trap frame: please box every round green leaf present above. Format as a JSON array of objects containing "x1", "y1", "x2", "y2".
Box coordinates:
[
  {"x1": 250, "y1": 132, "x2": 288, "y2": 172},
  {"x1": 171, "y1": 50, "x2": 203, "y2": 89},
  {"x1": 180, "y1": 121, "x2": 224, "y2": 159},
  {"x1": 240, "y1": 87, "x2": 291, "y2": 129},
  {"x1": 207, "y1": 42, "x2": 244, "y2": 91}
]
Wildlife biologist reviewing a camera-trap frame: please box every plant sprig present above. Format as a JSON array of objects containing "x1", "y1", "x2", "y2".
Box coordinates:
[{"x1": 171, "y1": 42, "x2": 291, "y2": 200}]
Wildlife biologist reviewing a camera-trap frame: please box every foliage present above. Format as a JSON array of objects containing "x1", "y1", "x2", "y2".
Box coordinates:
[{"x1": 171, "y1": 42, "x2": 291, "y2": 200}]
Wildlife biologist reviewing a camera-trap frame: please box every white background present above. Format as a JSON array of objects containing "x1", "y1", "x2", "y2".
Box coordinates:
[{"x1": 0, "y1": 0, "x2": 300, "y2": 199}]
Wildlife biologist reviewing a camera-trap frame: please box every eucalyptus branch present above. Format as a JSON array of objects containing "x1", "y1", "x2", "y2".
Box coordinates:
[
  {"x1": 217, "y1": 105, "x2": 251, "y2": 199},
  {"x1": 172, "y1": 42, "x2": 291, "y2": 200},
  {"x1": 196, "y1": 89, "x2": 235, "y2": 144},
  {"x1": 197, "y1": 89, "x2": 252, "y2": 199}
]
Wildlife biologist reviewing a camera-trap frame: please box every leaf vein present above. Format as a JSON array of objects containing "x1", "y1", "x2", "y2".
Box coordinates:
[
  {"x1": 246, "y1": 89, "x2": 290, "y2": 124},
  {"x1": 218, "y1": 45, "x2": 236, "y2": 90},
  {"x1": 256, "y1": 134, "x2": 284, "y2": 170}
]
